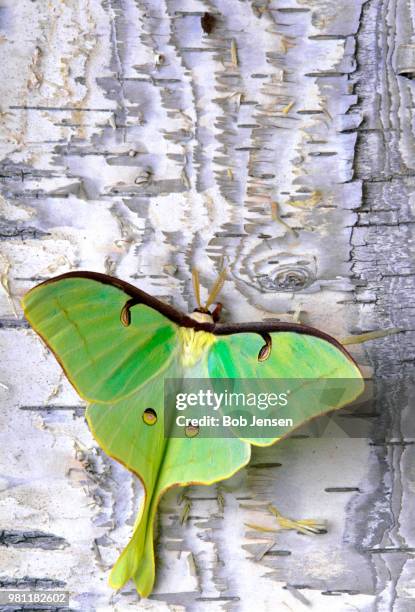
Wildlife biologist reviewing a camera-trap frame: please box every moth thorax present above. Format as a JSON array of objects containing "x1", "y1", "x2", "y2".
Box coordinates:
[{"x1": 178, "y1": 327, "x2": 216, "y2": 367}]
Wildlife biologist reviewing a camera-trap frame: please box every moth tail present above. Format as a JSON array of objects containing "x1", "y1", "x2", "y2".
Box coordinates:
[
  {"x1": 108, "y1": 496, "x2": 157, "y2": 598},
  {"x1": 131, "y1": 535, "x2": 157, "y2": 598}
]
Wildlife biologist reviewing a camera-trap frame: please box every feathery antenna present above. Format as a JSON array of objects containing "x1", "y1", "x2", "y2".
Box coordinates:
[
  {"x1": 192, "y1": 268, "x2": 202, "y2": 309},
  {"x1": 206, "y1": 267, "x2": 227, "y2": 309}
]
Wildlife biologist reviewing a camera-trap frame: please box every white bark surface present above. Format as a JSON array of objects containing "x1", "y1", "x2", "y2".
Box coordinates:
[{"x1": 0, "y1": 1, "x2": 414, "y2": 610}]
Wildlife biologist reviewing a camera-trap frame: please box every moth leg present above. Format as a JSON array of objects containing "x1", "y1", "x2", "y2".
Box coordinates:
[
  {"x1": 120, "y1": 298, "x2": 140, "y2": 326},
  {"x1": 257, "y1": 332, "x2": 272, "y2": 362},
  {"x1": 211, "y1": 302, "x2": 223, "y2": 322}
]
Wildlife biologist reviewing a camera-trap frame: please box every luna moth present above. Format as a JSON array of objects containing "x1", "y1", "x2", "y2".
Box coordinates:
[{"x1": 22, "y1": 270, "x2": 363, "y2": 597}]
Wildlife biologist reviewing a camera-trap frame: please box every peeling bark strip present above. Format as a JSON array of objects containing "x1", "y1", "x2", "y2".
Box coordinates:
[
  {"x1": 0, "y1": 319, "x2": 29, "y2": 329},
  {"x1": 0, "y1": 579, "x2": 66, "y2": 590},
  {"x1": 0, "y1": 531, "x2": 68, "y2": 550},
  {"x1": 0, "y1": 0, "x2": 412, "y2": 609}
]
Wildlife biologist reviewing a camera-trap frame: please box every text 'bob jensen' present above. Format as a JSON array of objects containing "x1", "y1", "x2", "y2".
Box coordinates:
[{"x1": 176, "y1": 414, "x2": 294, "y2": 428}]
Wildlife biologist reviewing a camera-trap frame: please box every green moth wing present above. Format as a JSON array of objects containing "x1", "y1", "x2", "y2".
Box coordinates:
[
  {"x1": 22, "y1": 273, "x2": 180, "y2": 403},
  {"x1": 207, "y1": 332, "x2": 364, "y2": 446},
  {"x1": 86, "y1": 358, "x2": 250, "y2": 597}
]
